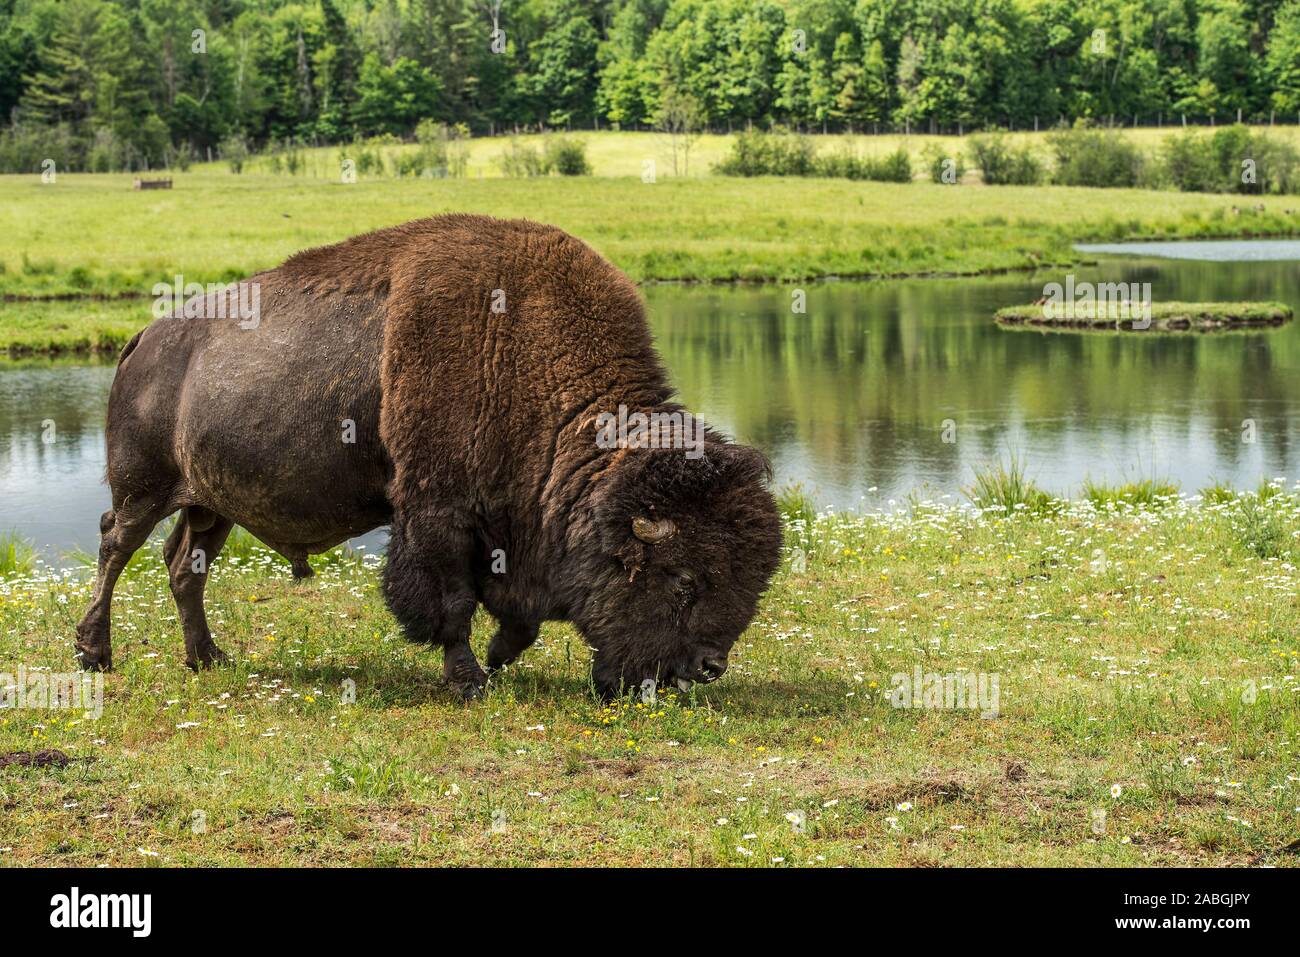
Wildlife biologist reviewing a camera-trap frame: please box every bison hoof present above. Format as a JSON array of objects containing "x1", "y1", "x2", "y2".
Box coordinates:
[
  {"x1": 450, "y1": 673, "x2": 488, "y2": 702},
  {"x1": 457, "y1": 681, "x2": 486, "y2": 702},
  {"x1": 447, "y1": 664, "x2": 489, "y2": 703},
  {"x1": 76, "y1": 645, "x2": 113, "y2": 673},
  {"x1": 186, "y1": 644, "x2": 231, "y2": 671}
]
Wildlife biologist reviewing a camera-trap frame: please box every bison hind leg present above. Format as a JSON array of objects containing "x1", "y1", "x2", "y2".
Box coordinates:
[{"x1": 163, "y1": 508, "x2": 235, "y2": 670}]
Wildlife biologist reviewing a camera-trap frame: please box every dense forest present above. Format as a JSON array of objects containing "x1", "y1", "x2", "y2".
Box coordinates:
[{"x1": 2, "y1": 0, "x2": 1300, "y2": 170}]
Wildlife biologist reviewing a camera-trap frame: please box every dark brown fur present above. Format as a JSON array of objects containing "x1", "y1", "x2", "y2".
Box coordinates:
[{"x1": 75, "y1": 215, "x2": 782, "y2": 698}]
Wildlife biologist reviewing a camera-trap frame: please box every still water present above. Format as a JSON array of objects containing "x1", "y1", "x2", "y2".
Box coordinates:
[{"x1": 2, "y1": 245, "x2": 1299, "y2": 557}]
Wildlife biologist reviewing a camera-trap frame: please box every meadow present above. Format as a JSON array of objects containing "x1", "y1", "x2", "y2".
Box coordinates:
[
  {"x1": 219, "y1": 127, "x2": 1300, "y2": 182},
  {"x1": 4, "y1": 128, "x2": 1300, "y2": 344},
  {"x1": 0, "y1": 486, "x2": 1297, "y2": 866}
]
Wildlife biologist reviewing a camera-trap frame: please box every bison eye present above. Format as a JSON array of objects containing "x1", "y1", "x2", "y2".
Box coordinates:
[{"x1": 667, "y1": 567, "x2": 698, "y2": 597}]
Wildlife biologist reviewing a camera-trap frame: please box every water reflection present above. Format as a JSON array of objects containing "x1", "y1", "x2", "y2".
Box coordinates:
[
  {"x1": 2, "y1": 251, "x2": 1298, "y2": 556},
  {"x1": 643, "y1": 254, "x2": 1300, "y2": 508}
]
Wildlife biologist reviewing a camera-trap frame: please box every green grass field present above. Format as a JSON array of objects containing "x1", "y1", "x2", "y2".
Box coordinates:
[
  {"x1": 1, "y1": 490, "x2": 1297, "y2": 866},
  {"x1": 3, "y1": 128, "x2": 1300, "y2": 321}
]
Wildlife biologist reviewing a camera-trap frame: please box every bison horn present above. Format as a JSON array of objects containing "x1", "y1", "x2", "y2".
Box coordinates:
[{"x1": 632, "y1": 516, "x2": 676, "y2": 544}]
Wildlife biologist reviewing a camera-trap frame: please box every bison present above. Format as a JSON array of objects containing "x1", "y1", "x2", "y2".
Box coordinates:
[{"x1": 74, "y1": 214, "x2": 783, "y2": 699}]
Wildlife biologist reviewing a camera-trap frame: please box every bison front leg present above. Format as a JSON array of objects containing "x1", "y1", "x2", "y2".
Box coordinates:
[
  {"x1": 383, "y1": 515, "x2": 487, "y2": 701},
  {"x1": 75, "y1": 501, "x2": 167, "y2": 671},
  {"x1": 486, "y1": 617, "x2": 540, "y2": 673}
]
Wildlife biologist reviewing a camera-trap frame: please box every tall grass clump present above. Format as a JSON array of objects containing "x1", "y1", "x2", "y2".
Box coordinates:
[
  {"x1": 0, "y1": 533, "x2": 36, "y2": 577},
  {"x1": 963, "y1": 458, "x2": 1056, "y2": 515},
  {"x1": 1199, "y1": 482, "x2": 1237, "y2": 505},
  {"x1": 1082, "y1": 478, "x2": 1180, "y2": 508},
  {"x1": 776, "y1": 483, "x2": 817, "y2": 530},
  {"x1": 967, "y1": 132, "x2": 1043, "y2": 185},
  {"x1": 1234, "y1": 495, "x2": 1291, "y2": 559}
]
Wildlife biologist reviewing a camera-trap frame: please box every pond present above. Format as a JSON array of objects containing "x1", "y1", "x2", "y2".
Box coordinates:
[
  {"x1": 1074, "y1": 238, "x2": 1300, "y2": 261},
  {"x1": 2, "y1": 243, "x2": 1299, "y2": 558}
]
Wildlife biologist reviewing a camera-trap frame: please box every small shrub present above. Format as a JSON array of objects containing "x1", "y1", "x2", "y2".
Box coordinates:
[
  {"x1": 921, "y1": 143, "x2": 966, "y2": 184},
  {"x1": 868, "y1": 147, "x2": 913, "y2": 182},
  {"x1": 359, "y1": 142, "x2": 384, "y2": 176},
  {"x1": 271, "y1": 138, "x2": 305, "y2": 176},
  {"x1": 21, "y1": 253, "x2": 56, "y2": 276},
  {"x1": 812, "y1": 146, "x2": 910, "y2": 182},
  {"x1": 715, "y1": 128, "x2": 816, "y2": 177},
  {"x1": 86, "y1": 127, "x2": 124, "y2": 173},
  {"x1": 1162, "y1": 126, "x2": 1300, "y2": 194},
  {"x1": 0, "y1": 123, "x2": 82, "y2": 174},
  {"x1": 967, "y1": 132, "x2": 1043, "y2": 185},
  {"x1": 221, "y1": 134, "x2": 250, "y2": 174},
  {"x1": 543, "y1": 135, "x2": 591, "y2": 176},
  {"x1": 498, "y1": 139, "x2": 547, "y2": 177},
  {"x1": 1048, "y1": 124, "x2": 1144, "y2": 188},
  {"x1": 1162, "y1": 130, "x2": 1222, "y2": 192},
  {"x1": 399, "y1": 120, "x2": 470, "y2": 178},
  {"x1": 1242, "y1": 132, "x2": 1300, "y2": 194}
]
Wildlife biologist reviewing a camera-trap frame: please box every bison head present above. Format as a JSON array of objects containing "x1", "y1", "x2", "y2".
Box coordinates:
[{"x1": 565, "y1": 439, "x2": 783, "y2": 699}]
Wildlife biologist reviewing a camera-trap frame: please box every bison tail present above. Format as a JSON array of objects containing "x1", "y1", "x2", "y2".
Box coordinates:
[{"x1": 116, "y1": 329, "x2": 145, "y2": 367}]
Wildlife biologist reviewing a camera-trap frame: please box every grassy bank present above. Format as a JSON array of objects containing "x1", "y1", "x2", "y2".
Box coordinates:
[
  {"x1": 2, "y1": 168, "x2": 1298, "y2": 308},
  {"x1": 995, "y1": 300, "x2": 1295, "y2": 333},
  {"x1": 1, "y1": 490, "x2": 1297, "y2": 866},
  {"x1": 0, "y1": 300, "x2": 149, "y2": 355}
]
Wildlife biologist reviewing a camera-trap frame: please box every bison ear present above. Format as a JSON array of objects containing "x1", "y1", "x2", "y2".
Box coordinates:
[
  {"x1": 702, "y1": 440, "x2": 774, "y2": 486},
  {"x1": 632, "y1": 516, "x2": 676, "y2": 544}
]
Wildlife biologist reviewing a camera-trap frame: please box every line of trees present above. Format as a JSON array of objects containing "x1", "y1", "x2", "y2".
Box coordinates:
[{"x1": 3, "y1": 0, "x2": 1300, "y2": 172}]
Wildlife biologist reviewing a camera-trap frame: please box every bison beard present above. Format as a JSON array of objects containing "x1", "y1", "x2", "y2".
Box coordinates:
[{"x1": 74, "y1": 214, "x2": 783, "y2": 700}]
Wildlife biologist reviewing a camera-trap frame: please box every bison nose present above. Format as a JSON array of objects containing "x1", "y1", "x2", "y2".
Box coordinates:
[{"x1": 700, "y1": 656, "x2": 728, "y2": 682}]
